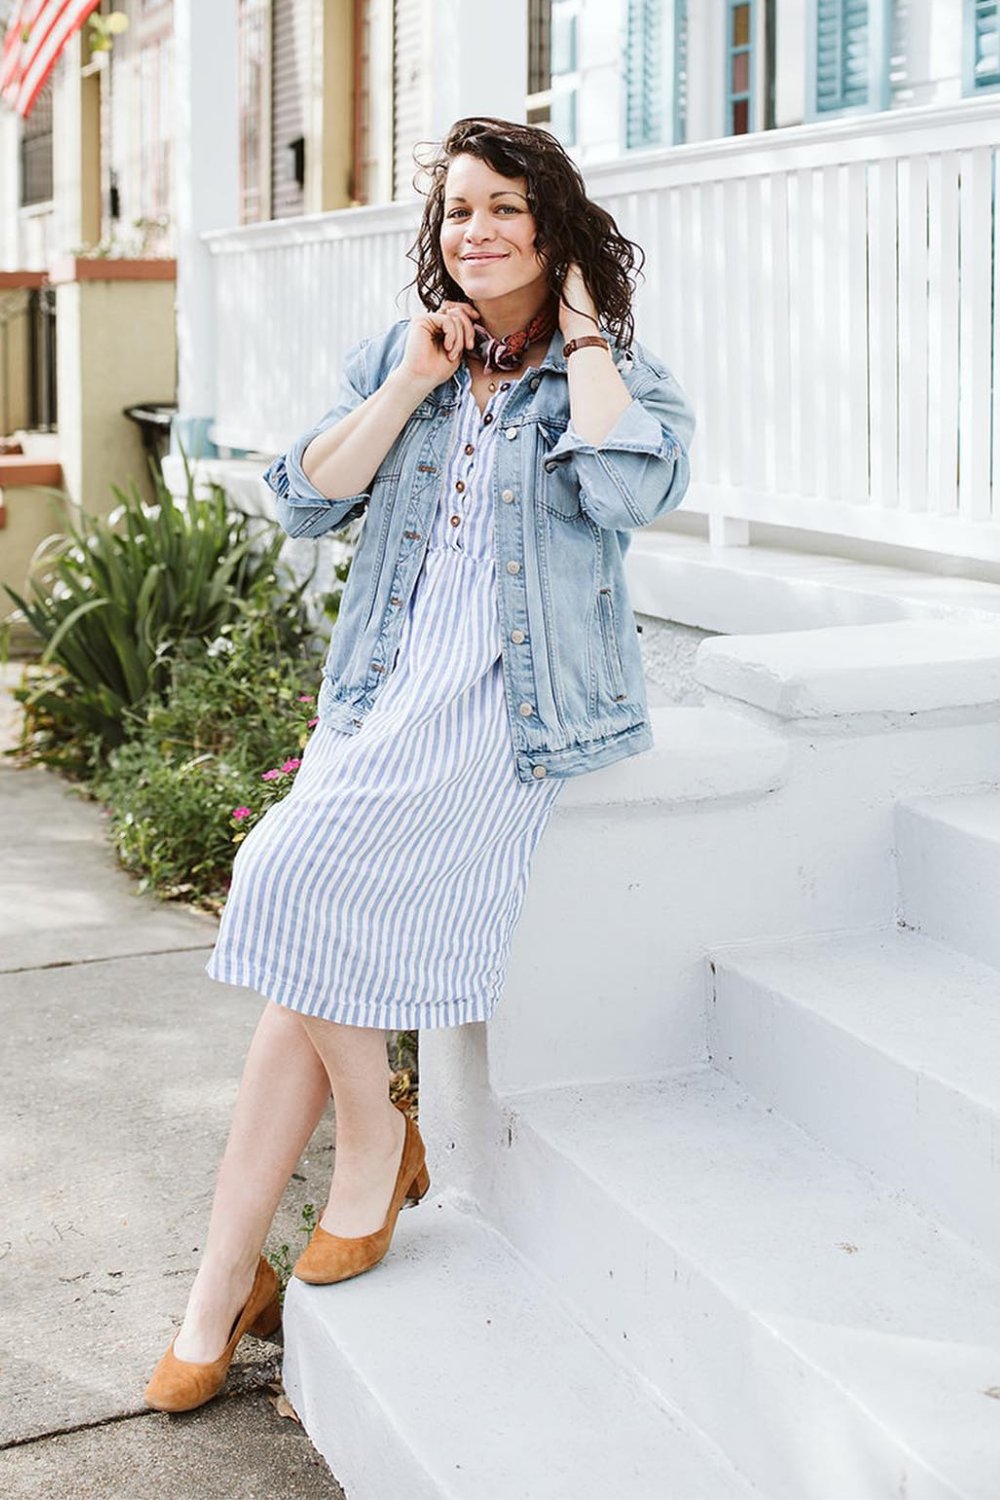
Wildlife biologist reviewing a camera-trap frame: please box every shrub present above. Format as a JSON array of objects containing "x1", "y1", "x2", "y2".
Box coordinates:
[
  {"x1": 2, "y1": 452, "x2": 297, "y2": 771},
  {"x1": 90, "y1": 586, "x2": 323, "y2": 907}
]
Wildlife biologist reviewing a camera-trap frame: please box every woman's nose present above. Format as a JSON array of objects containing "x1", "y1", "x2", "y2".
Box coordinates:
[{"x1": 463, "y1": 213, "x2": 496, "y2": 243}]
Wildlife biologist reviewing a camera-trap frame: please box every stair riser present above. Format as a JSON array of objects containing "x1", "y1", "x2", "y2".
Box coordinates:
[
  {"x1": 488, "y1": 1115, "x2": 943, "y2": 1500},
  {"x1": 283, "y1": 1283, "x2": 443, "y2": 1500},
  {"x1": 708, "y1": 966, "x2": 1000, "y2": 1263},
  {"x1": 895, "y1": 805, "x2": 1000, "y2": 970}
]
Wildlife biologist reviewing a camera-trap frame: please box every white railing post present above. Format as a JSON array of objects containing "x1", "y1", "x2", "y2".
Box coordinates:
[{"x1": 172, "y1": 0, "x2": 239, "y2": 460}]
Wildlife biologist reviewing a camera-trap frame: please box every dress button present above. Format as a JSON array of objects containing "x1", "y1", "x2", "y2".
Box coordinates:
[
  {"x1": 532, "y1": 764, "x2": 547, "y2": 778},
  {"x1": 505, "y1": 426, "x2": 518, "y2": 440},
  {"x1": 505, "y1": 560, "x2": 521, "y2": 574},
  {"x1": 510, "y1": 628, "x2": 525, "y2": 643},
  {"x1": 455, "y1": 479, "x2": 465, "y2": 493},
  {"x1": 449, "y1": 514, "x2": 461, "y2": 527},
  {"x1": 501, "y1": 488, "x2": 515, "y2": 503},
  {"x1": 464, "y1": 443, "x2": 475, "y2": 455},
  {"x1": 518, "y1": 702, "x2": 534, "y2": 717},
  {"x1": 483, "y1": 413, "x2": 494, "y2": 425},
  {"x1": 500, "y1": 381, "x2": 511, "y2": 391}
]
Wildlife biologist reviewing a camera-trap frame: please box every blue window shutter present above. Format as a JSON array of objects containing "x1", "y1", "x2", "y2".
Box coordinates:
[
  {"x1": 815, "y1": 0, "x2": 870, "y2": 112},
  {"x1": 624, "y1": 0, "x2": 686, "y2": 150},
  {"x1": 625, "y1": 0, "x2": 663, "y2": 149},
  {"x1": 966, "y1": 0, "x2": 1000, "y2": 91}
]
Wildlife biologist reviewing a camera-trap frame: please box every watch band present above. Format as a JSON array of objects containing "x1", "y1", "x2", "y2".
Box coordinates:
[{"x1": 563, "y1": 335, "x2": 610, "y2": 359}]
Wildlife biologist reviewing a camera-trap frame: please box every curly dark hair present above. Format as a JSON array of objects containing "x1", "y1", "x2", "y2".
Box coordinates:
[{"x1": 406, "y1": 117, "x2": 644, "y2": 350}]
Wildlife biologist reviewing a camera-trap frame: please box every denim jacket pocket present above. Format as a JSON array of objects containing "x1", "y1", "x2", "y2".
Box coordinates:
[
  {"x1": 596, "y1": 586, "x2": 629, "y2": 702},
  {"x1": 536, "y1": 419, "x2": 581, "y2": 520}
]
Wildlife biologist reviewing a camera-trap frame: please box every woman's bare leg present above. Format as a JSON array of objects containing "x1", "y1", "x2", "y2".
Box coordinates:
[
  {"x1": 297, "y1": 1013, "x2": 407, "y2": 1239},
  {"x1": 173, "y1": 1000, "x2": 331, "y2": 1362}
]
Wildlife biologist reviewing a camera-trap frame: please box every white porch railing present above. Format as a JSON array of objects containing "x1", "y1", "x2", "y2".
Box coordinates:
[{"x1": 204, "y1": 97, "x2": 1000, "y2": 562}]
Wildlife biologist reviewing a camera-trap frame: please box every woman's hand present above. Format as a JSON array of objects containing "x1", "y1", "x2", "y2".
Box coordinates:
[
  {"x1": 558, "y1": 263, "x2": 601, "y2": 340},
  {"x1": 397, "y1": 301, "x2": 480, "y2": 393}
]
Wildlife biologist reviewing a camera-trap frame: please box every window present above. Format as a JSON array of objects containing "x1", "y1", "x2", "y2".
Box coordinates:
[
  {"x1": 806, "y1": 0, "x2": 891, "y2": 120},
  {"x1": 964, "y1": 0, "x2": 1000, "y2": 94},
  {"x1": 624, "y1": 0, "x2": 687, "y2": 151},
  {"x1": 238, "y1": 0, "x2": 270, "y2": 224},
  {"x1": 20, "y1": 76, "x2": 53, "y2": 206},
  {"x1": 549, "y1": 1, "x2": 578, "y2": 147},
  {"x1": 725, "y1": 0, "x2": 754, "y2": 135},
  {"x1": 527, "y1": 0, "x2": 552, "y2": 121}
]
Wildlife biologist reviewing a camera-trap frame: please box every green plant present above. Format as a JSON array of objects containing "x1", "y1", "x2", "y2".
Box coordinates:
[
  {"x1": 268, "y1": 1201, "x2": 318, "y2": 1300},
  {"x1": 3, "y1": 453, "x2": 299, "y2": 772},
  {"x1": 90, "y1": 588, "x2": 324, "y2": 907}
]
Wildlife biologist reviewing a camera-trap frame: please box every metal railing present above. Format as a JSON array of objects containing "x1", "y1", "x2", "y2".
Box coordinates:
[
  {"x1": 204, "y1": 96, "x2": 1000, "y2": 561},
  {"x1": 0, "y1": 280, "x2": 57, "y2": 437}
]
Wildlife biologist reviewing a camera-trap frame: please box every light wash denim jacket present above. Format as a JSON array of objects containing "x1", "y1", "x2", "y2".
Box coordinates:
[{"x1": 263, "y1": 318, "x2": 696, "y2": 783}]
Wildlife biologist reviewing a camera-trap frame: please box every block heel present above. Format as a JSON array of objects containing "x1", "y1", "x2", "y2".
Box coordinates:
[
  {"x1": 248, "y1": 1290, "x2": 282, "y2": 1338},
  {"x1": 407, "y1": 1159, "x2": 431, "y2": 1202}
]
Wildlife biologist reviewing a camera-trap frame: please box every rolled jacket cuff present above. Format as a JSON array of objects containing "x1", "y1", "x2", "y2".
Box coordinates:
[{"x1": 548, "y1": 398, "x2": 682, "y2": 462}]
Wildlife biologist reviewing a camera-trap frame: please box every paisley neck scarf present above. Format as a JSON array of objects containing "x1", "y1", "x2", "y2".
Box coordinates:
[{"x1": 469, "y1": 300, "x2": 559, "y2": 373}]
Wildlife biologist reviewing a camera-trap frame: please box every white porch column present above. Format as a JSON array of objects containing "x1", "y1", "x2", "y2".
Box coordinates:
[
  {"x1": 426, "y1": 0, "x2": 528, "y2": 139},
  {"x1": 172, "y1": 0, "x2": 239, "y2": 455}
]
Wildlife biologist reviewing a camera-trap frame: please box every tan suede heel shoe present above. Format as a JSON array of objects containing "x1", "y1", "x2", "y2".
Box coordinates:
[
  {"x1": 293, "y1": 1106, "x2": 430, "y2": 1286},
  {"x1": 143, "y1": 1255, "x2": 281, "y2": 1413}
]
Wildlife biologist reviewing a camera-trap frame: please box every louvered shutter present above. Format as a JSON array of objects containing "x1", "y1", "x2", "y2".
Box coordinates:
[
  {"x1": 815, "y1": 0, "x2": 870, "y2": 112},
  {"x1": 271, "y1": 0, "x2": 308, "y2": 219},
  {"x1": 393, "y1": 0, "x2": 423, "y2": 200},
  {"x1": 625, "y1": 0, "x2": 663, "y2": 150},
  {"x1": 972, "y1": 0, "x2": 1000, "y2": 88}
]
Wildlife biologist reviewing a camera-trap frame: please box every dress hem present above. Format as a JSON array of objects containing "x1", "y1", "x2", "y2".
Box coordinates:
[{"x1": 203, "y1": 954, "x2": 501, "y2": 1030}]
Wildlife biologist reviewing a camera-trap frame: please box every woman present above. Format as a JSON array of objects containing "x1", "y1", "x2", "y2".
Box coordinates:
[{"x1": 144, "y1": 117, "x2": 695, "y2": 1413}]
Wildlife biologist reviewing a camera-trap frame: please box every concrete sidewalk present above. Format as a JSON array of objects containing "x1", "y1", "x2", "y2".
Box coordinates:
[{"x1": 0, "y1": 668, "x2": 343, "y2": 1498}]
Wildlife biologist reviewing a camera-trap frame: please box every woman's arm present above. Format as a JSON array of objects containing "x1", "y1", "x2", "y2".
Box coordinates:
[
  {"x1": 302, "y1": 308, "x2": 478, "y2": 500},
  {"x1": 558, "y1": 264, "x2": 632, "y2": 447}
]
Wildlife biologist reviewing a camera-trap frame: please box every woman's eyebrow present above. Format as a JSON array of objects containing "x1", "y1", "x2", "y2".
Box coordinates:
[{"x1": 444, "y1": 191, "x2": 529, "y2": 204}]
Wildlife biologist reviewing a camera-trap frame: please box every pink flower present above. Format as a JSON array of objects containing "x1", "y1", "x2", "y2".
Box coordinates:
[
  {"x1": 307, "y1": 717, "x2": 319, "y2": 728},
  {"x1": 297, "y1": 694, "x2": 314, "y2": 703},
  {"x1": 281, "y1": 757, "x2": 302, "y2": 773},
  {"x1": 232, "y1": 806, "x2": 252, "y2": 821},
  {"x1": 261, "y1": 768, "x2": 282, "y2": 781}
]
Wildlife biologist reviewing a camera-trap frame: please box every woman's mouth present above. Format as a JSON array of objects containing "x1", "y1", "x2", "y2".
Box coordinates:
[{"x1": 461, "y1": 253, "x2": 509, "y2": 262}]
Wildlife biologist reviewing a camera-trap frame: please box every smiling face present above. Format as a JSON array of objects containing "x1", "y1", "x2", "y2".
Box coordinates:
[{"x1": 439, "y1": 153, "x2": 549, "y2": 313}]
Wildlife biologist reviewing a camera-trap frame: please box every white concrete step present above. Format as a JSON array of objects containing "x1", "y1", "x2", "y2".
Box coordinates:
[
  {"x1": 489, "y1": 1069, "x2": 1000, "y2": 1500},
  {"x1": 281, "y1": 1198, "x2": 759, "y2": 1500},
  {"x1": 895, "y1": 789, "x2": 1000, "y2": 969},
  {"x1": 708, "y1": 927, "x2": 1000, "y2": 1261},
  {"x1": 627, "y1": 530, "x2": 1000, "y2": 637}
]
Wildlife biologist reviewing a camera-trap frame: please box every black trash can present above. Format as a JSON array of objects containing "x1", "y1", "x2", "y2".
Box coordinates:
[{"x1": 123, "y1": 401, "x2": 178, "y2": 472}]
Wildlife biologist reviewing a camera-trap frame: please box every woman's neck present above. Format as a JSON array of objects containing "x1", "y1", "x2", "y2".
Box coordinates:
[{"x1": 471, "y1": 288, "x2": 554, "y2": 340}]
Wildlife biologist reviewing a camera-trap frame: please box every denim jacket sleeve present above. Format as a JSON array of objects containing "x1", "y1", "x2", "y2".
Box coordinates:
[
  {"x1": 546, "y1": 356, "x2": 696, "y2": 531},
  {"x1": 261, "y1": 337, "x2": 374, "y2": 540}
]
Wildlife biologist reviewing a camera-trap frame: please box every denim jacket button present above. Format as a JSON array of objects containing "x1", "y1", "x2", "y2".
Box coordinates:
[
  {"x1": 531, "y1": 764, "x2": 547, "y2": 778},
  {"x1": 501, "y1": 489, "x2": 515, "y2": 502},
  {"x1": 505, "y1": 427, "x2": 518, "y2": 440},
  {"x1": 506, "y1": 560, "x2": 521, "y2": 574},
  {"x1": 510, "y1": 628, "x2": 525, "y2": 643},
  {"x1": 529, "y1": 378, "x2": 540, "y2": 391},
  {"x1": 518, "y1": 702, "x2": 534, "y2": 717}
]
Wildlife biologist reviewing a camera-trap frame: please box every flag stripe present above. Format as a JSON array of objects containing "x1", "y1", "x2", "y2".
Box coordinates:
[{"x1": 2, "y1": 0, "x2": 101, "y2": 117}]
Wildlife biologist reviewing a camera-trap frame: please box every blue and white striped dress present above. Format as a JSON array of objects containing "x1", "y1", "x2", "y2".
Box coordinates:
[{"x1": 204, "y1": 374, "x2": 564, "y2": 1029}]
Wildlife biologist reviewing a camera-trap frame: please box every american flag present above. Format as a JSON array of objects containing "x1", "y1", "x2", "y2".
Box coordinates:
[{"x1": 0, "y1": 0, "x2": 102, "y2": 119}]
